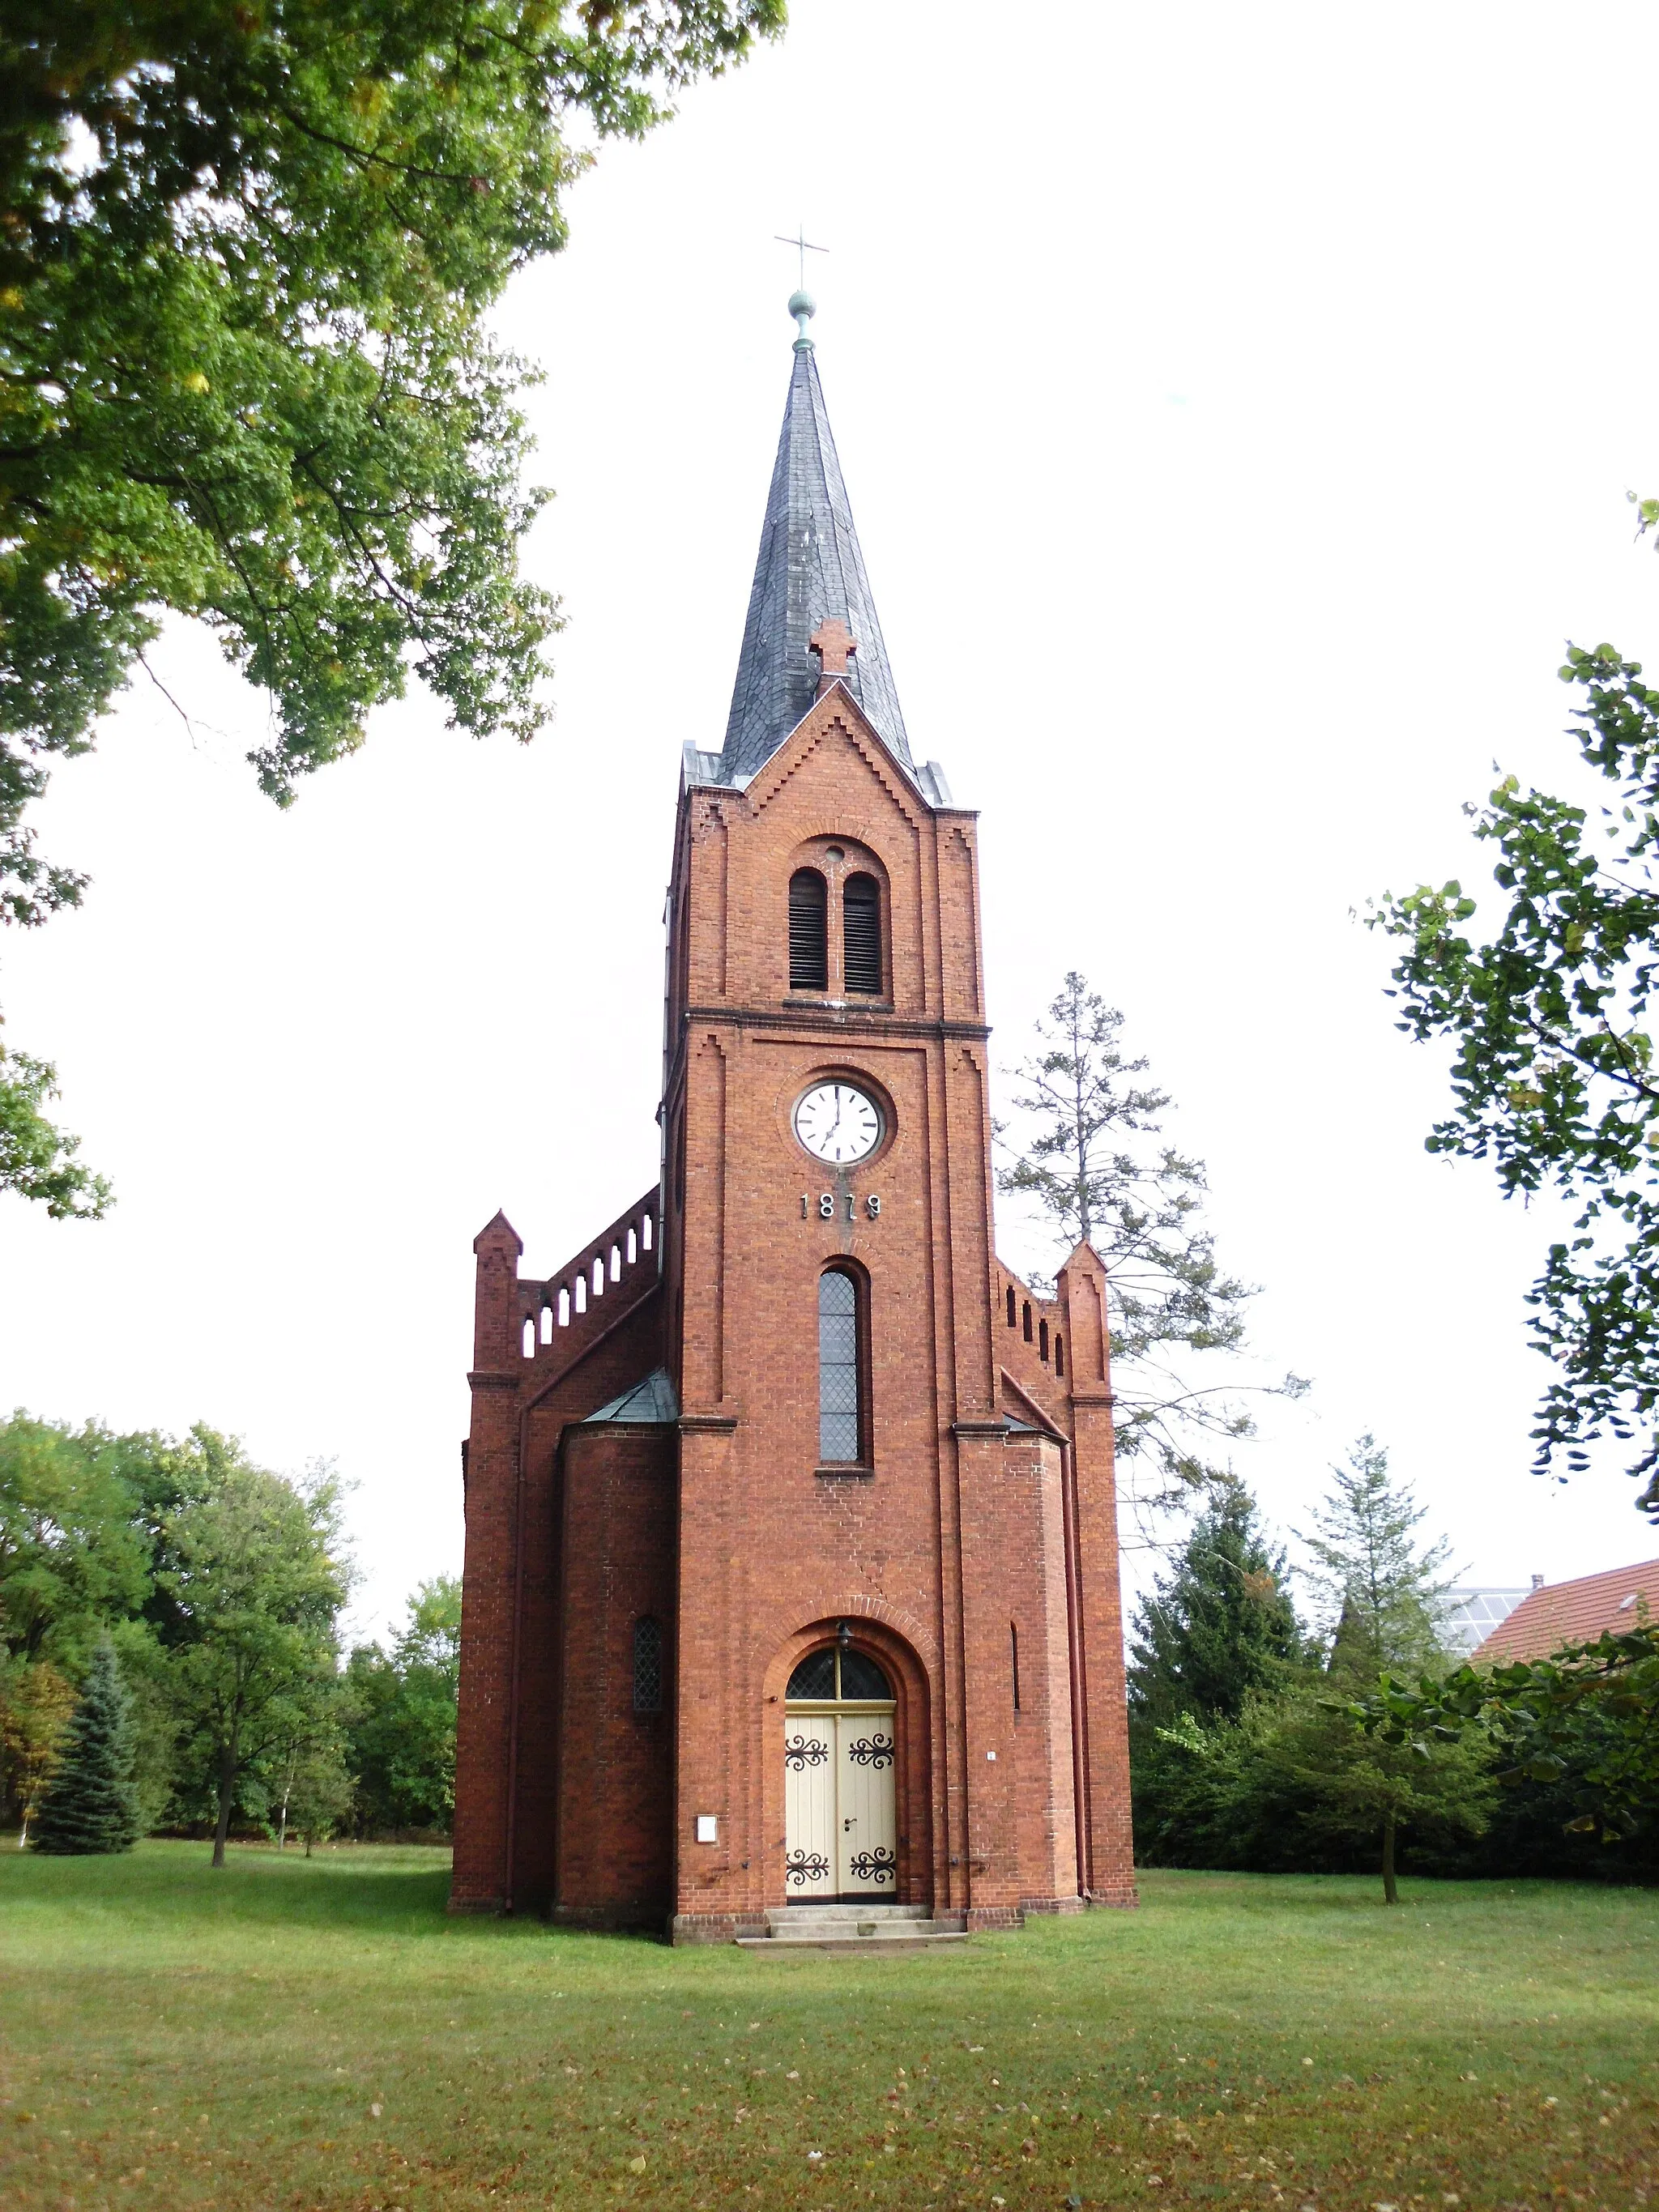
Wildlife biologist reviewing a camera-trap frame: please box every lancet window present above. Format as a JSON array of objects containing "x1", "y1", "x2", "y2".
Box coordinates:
[{"x1": 818, "y1": 1266, "x2": 865, "y2": 1464}]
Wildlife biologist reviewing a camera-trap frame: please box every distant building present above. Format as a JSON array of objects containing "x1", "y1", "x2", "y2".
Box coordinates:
[
  {"x1": 1471, "y1": 1558, "x2": 1659, "y2": 1664},
  {"x1": 1439, "y1": 1583, "x2": 1534, "y2": 1656}
]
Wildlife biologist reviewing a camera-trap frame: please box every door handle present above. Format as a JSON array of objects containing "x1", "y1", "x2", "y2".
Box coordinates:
[{"x1": 843, "y1": 1818, "x2": 856, "y2": 1831}]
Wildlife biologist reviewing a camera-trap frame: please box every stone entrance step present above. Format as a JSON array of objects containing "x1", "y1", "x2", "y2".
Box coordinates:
[{"x1": 736, "y1": 1903, "x2": 970, "y2": 1955}]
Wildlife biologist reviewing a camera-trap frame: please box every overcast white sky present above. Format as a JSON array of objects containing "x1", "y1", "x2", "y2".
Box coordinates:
[{"x1": 5, "y1": 0, "x2": 1659, "y2": 1641}]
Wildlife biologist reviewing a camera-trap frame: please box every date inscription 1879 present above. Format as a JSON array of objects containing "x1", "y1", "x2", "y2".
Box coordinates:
[{"x1": 802, "y1": 1193, "x2": 882, "y2": 1220}]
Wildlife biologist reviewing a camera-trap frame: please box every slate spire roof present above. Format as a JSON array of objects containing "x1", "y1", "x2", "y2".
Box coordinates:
[{"x1": 719, "y1": 335, "x2": 913, "y2": 784}]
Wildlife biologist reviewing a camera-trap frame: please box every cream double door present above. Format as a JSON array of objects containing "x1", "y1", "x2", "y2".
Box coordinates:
[{"x1": 783, "y1": 1705, "x2": 897, "y2": 1899}]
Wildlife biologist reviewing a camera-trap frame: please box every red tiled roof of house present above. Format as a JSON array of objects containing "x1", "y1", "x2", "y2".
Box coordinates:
[{"x1": 1472, "y1": 1557, "x2": 1659, "y2": 1664}]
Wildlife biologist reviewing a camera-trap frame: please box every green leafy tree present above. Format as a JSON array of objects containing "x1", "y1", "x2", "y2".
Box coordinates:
[
  {"x1": 30, "y1": 1637, "x2": 141, "y2": 1853},
  {"x1": 1346, "y1": 1616, "x2": 1659, "y2": 1849},
  {"x1": 1128, "y1": 1484, "x2": 1305, "y2": 1735},
  {"x1": 0, "y1": 1045, "x2": 109, "y2": 1220},
  {"x1": 1131, "y1": 1686, "x2": 1495, "y2": 1898},
  {"x1": 998, "y1": 974, "x2": 1304, "y2": 1509},
  {"x1": 0, "y1": 0, "x2": 783, "y2": 1211},
  {"x1": 1262, "y1": 1693, "x2": 1494, "y2": 1905},
  {"x1": 0, "y1": 1413, "x2": 149, "y2": 1665},
  {"x1": 1298, "y1": 1435, "x2": 1454, "y2": 1679},
  {"x1": 271, "y1": 1694, "x2": 355, "y2": 1853},
  {"x1": 1371, "y1": 645, "x2": 1659, "y2": 1516},
  {"x1": 160, "y1": 1460, "x2": 350, "y2": 1865},
  {"x1": 0, "y1": 1656, "x2": 77, "y2": 1845},
  {"x1": 343, "y1": 1575, "x2": 461, "y2": 1832}
]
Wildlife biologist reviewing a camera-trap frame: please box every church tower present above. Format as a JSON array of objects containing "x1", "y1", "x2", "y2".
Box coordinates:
[{"x1": 452, "y1": 298, "x2": 1137, "y2": 1937}]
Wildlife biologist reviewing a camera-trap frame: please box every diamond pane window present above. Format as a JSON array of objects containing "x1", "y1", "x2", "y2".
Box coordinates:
[
  {"x1": 818, "y1": 1268, "x2": 861, "y2": 1463},
  {"x1": 785, "y1": 1647, "x2": 892, "y2": 1700},
  {"x1": 838, "y1": 1649, "x2": 890, "y2": 1700},
  {"x1": 632, "y1": 1616, "x2": 663, "y2": 1713},
  {"x1": 787, "y1": 1648, "x2": 838, "y2": 1699}
]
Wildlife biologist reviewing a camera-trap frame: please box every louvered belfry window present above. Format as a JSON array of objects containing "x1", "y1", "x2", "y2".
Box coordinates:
[
  {"x1": 818, "y1": 1268, "x2": 862, "y2": 1464},
  {"x1": 789, "y1": 868, "x2": 829, "y2": 991},
  {"x1": 842, "y1": 872, "x2": 882, "y2": 995}
]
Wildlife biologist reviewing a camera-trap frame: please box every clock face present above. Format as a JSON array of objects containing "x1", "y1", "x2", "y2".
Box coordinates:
[{"x1": 794, "y1": 1081, "x2": 883, "y2": 1165}]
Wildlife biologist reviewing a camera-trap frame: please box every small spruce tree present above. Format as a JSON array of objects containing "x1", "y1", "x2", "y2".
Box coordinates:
[
  {"x1": 31, "y1": 1639, "x2": 141, "y2": 1854},
  {"x1": 1297, "y1": 1434, "x2": 1453, "y2": 1680},
  {"x1": 1128, "y1": 1483, "x2": 1305, "y2": 1734}
]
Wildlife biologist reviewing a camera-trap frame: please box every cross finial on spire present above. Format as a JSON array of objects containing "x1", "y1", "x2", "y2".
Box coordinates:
[
  {"x1": 775, "y1": 225, "x2": 828, "y2": 348},
  {"x1": 775, "y1": 224, "x2": 829, "y2": 290},
  {"x1": 809, "y1": 616, "x2": 857, "y2": 697}
]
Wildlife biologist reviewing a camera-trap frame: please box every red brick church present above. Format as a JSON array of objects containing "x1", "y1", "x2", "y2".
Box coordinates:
[{"x1": 451, "y1": 295, "x2": 1137, "y2": 1941}]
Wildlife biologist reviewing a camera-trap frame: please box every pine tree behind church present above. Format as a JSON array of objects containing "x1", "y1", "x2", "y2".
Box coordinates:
[
  {"x1": 997, "y1": 970, "x2": 1302, "y2": 1510},
  {"x1": 31, "y1": 1639, "x2": 140, "y2": 1855}
]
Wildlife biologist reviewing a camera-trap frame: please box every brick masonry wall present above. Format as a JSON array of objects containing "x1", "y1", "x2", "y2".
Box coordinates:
[
  {"x1": 657, "y1": 690, "x2": 1136, "y2": 1934},
  {"x1": 452, "y1": 1208, "x2": 667, "y2": 1913},
  {"x1": 553, "y1": 1423, "x2": 677, "y2": 1924},
  {"x1": 454, "y1": 684, "x2": 1138, "y2": 1929}
]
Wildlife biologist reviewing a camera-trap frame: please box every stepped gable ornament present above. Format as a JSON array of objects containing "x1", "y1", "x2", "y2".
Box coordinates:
[{"x1": 809, "y1": 616, "x2": 857, "y2": 700}]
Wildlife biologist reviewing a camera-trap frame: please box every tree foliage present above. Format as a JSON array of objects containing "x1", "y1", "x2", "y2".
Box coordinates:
[
  {"x1": 1372, "y1": 646, "x2": 1659, "y2": 1515},
  {"x1": 1346, "y1": 1617, "x2": 1659, "y2": 1848},
  {"x1": 0, "y1": 1412, "x2": 464, "y2": 1850},
  {"x1": 30, "y1": 1636, "x2": 140, "y2": 1853},
  {"x1": 0, "y1": 1045, "x2": 109, "y2": 1219},
  {"x1": 1131, "y1": 1458, "x2": 1494, "y2": 1902},
  {"x1": 0, "y1": 1412, "x2": 149, "y2": 1665},
  {"x1": 1127, "y1": 1483, "x2": 1304, "y2": 1737},
  {"x1": 343, "y1": 1575, "x2": 461, "y2": 1833},
  {"x1": 998, "y1": 973, "x2": 1303, "y2": 1508},
  {"x1": 158, "y1": 1460, "x2": 350, "y2": 1865},
  {"x1": 1296, "y1": 1434, "x2": 1453, "y2": 1681},
  {"x1": 0, "y1": 0, "x2": 782, "y2": 1213},
  {"x1": 0, "y1": 1655, "x2": 76, "y2": 1844}
]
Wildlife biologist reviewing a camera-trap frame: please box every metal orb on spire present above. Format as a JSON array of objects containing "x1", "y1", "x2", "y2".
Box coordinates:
[{"x1": 775, "y1": 226, "x2": 827, "y2": 350}]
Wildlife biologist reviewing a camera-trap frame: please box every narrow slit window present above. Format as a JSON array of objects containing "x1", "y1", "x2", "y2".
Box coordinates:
[
  {"x1": 521, "y1": 1317, "x2": 535, "y2": 1358},
  {"x1": 1054, "y1": 1332, "x2": 1064, "y2": 1379},
  {"x1": 789, "y1": 868, "x2": 829, "y2": 991},
  {"x1": 1006, "y1": 1284, "x2": 1017, "y2": 1328},
  {"x1": 842, "y1": 872, "x2": 882, "y2": 995},
  {"x1": 1039, "y1": 1319, "x2": 1050, "y2": 1363},
  {"x1": 632, "y1": 1617, "x2": 663, "y2": 1713},
  {"x1": 1022, "y1": 1300, "x2": 1033, "y2": 1343},
  {"x1": 818, "y1": 1268, "x2": 862, "y2": 1464},
  {"x1": 1011, "y1": 1622, "x2": 1021, "y2": 1711}
]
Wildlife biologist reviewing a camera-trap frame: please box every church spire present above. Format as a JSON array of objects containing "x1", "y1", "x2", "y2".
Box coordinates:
[{"x1": 719, "y1": 300, "x2": 912, "y2": 784}]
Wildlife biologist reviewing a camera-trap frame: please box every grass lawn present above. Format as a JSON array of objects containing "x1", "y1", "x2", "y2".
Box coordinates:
[{"x1": 0, "y1": 1846, "x2": 1654, "y2": 2210}]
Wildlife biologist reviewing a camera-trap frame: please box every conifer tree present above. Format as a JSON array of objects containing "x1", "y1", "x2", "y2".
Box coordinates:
[
  {"x1": 997, "y1": 972, "x2": 1305, "y2": 1514},
  {"x1": 1128, "y1": 1484, "x2": 1305, "y2": 1734},
  {"x1": 1298, "y1": 1435, "x2": 1454, "y2": 1679},
  {"x1": 30, "y1": 1639, "x2": 140, "y2": 1854}
]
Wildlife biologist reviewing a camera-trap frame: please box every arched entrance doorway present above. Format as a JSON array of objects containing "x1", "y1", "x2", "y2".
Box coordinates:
[{"x1": 784, "y1": 1642, "x2": 898, "y2": 1900}]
